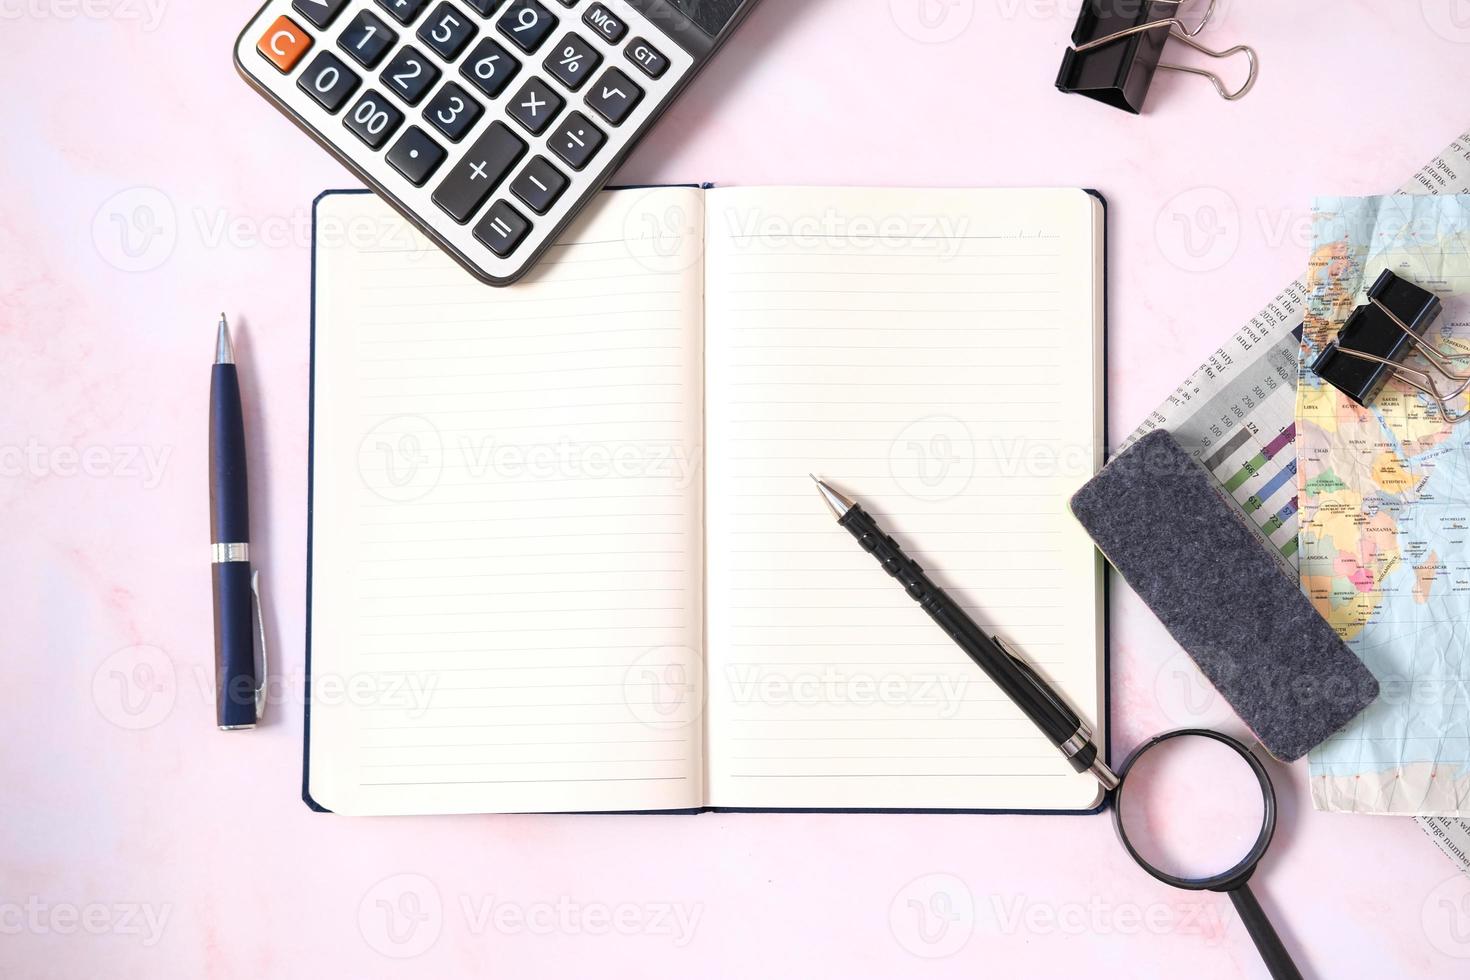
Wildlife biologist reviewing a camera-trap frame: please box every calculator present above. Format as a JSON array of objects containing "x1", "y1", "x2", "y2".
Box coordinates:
[{"x1": 234, "y1": 0, "x2": 758, "y2": 285}]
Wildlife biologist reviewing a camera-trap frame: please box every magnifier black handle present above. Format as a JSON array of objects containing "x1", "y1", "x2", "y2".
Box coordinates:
[{"x1": 1228, "y1": 885, "x2": 1303, "y2": 980}]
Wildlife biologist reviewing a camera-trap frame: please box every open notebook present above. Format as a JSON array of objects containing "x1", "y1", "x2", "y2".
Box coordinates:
[{"x1": 307, "y1": 186, "x2": 1107, "y2": 815}]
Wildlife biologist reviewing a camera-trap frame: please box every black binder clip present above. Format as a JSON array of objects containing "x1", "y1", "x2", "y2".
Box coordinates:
[
  {"x1": 1057, "y1": 0, "x2": 1258, "y2": 114},
  {"x1": 1310, "y1": 270, "x2": 1468, "y2": 422}
]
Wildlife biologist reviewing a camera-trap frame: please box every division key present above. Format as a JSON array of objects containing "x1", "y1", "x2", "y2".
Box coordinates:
[{"x1": 431, "y1": 122, "x2": 527, "y2": 224}]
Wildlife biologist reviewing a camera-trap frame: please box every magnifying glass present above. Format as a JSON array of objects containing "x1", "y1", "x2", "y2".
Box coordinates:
[{"x1": 1112, "y1": 729, "x2": 1303, "y2": 980}]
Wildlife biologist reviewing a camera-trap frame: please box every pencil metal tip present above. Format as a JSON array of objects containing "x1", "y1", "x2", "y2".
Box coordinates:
[
  {"x1": 1089, "y1": 757, "x2": 1121, "y2": 793},
  {"x1": 812, "y1": 475, "x2": 855, "y2": 520},
  {"x1": 215, "y1": 315, "x2": 234, "y2": 365}
]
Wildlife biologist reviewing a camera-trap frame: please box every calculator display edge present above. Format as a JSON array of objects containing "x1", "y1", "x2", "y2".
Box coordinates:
[
  {"x1": 618, "y1": 0, "x2": 754, "y2": 54},
  {"x1": 664, "y1": 0, "x2": 749, "y2": 39}
]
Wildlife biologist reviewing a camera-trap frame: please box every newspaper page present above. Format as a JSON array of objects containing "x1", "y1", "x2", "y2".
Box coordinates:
[{"x1": 1127, "y1": 129, "x2": 1470, "y2": 859}]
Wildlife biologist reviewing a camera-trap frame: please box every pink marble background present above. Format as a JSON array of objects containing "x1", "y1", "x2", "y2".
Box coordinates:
[{"x1": 7, "y1": 0, "x2": 1470, "y2": 976}]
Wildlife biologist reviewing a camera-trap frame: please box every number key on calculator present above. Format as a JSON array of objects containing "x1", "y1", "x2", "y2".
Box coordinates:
[{"x1": 236, "y1": 0, "x2": 761, "y2": 286}]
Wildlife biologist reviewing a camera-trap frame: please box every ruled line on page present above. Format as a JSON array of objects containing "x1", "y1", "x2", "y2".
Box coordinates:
[
  {"x1": 701, "y1": 186, "x2": 1103, "y2": 811},
  {"x1": 307, "y1": 188, "x2": 709, "y2": 815}
]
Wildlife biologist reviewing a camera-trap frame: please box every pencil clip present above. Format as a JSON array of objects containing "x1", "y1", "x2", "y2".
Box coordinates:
[
  {"x1": 993, "y1": 633, "x2": 1094, "y2": 740},
  {"x1": 251, "y1": 569, "x2": 269, "y2": 721},
  {"x1": 1057, "y1": 0, "x2": 1258, "y2": 113},
  {"x1": 1311, "y1": 270, "x2": 1469, "y2": 422}
]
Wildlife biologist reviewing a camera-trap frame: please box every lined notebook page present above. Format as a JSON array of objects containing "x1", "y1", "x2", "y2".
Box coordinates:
[
  {"x1": 702, "y1": 187, "x2": 1105, "y2": 810},
  {"x1": 308, "y1": 189, "x2": 706, "y2": 815}
]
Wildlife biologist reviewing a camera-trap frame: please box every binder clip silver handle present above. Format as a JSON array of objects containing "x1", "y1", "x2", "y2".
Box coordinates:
[
  {"x1": 1071, "y1": 0, "x2": 1258, "y2": 102},
  {"x1": 1153, "y1": 33, "x2": 1258, "y2": 102},
  {"x1": 1328, "y1": 298, "x2": 1470, "y2": 424},
  {"x1": 1073, "y1": 0, "x2": 1217, "y2": 47},
  {"x1": 1059, "y1": 0, "x2": 1259, "y2": 110}
]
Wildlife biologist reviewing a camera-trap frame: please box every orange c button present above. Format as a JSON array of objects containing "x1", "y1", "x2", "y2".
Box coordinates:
[{"x1": 258, "y1": 15, "x2": 313, "y2": 73}]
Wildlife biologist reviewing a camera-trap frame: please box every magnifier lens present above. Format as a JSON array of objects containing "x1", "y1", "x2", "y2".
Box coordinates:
[{"x1": 1116, "y1": 734, "x2": 1267, "y2": 881}]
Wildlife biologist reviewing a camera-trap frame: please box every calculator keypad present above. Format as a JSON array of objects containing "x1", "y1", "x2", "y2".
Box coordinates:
[
  {"x1": 505, "y1": 77, "x2": 564, "y2": 134},
  {"x1": 497, "y1": 0, "x2": 558, "y2": 53},
  {"x1": 423, "y1": 81, "x2": 482, "y2": 140},
  {"x1": 584, "y1": 66, "x2": 641, "y2": 124},
  {"x1": 344, "y1": 89, "x2": 405, "y2": 147},
  {"x1": 582, "y1": 3, "x2": 625, "y2": 43},
  {"x1": 624, "y1": 37, "x2": 667, "y2": 79},
  {"x1": 239, "y1": 0, "x2": 699, "y2": 283},
  {"x1": 549, "y1": 111, "x2": 604, "y2": 170},
  {"x1": 338, "y1": 10, "x2": 396, "y2": 67},
  {"x1": 298, "y1": 50, "x2": 362, "y2": 111},
  {"x1": 510, "y1": 156, "x2": 568, "y2": 214},
  {"x1": 293, "y1": 0, "x2": 349, "y2": 29},
  {"x1": 459, "y1": 37, "x2": 519, "y2": 97},
  {"x1": 258, "y1": 15, "x2": 313, "y2": 72},
  {"x1": 544, "y1": 33, "x2": 600, "y2": 90},
  {"x1": 417, "y1": 2, "x2": 477, "y2": 60},
  {"x1": 474, "y1": 200, "x2": 532, "y2": 256},
  {"x1": 380, "y1": 46, "x2": 441, "y2": 104},
  {"x1": 374, "y1": 0, "x2": 429, "y2": 26},
  {"x1": 387, "y1": 126, "x2": 447, "y2": 184},
  {"x1": 432, "y1": 121, "x2": 526, "y2": 223}
]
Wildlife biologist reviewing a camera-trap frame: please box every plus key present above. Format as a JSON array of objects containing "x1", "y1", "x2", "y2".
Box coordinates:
[{"x1": 431, "y1": 122, "x2": 528, "y2": 224}]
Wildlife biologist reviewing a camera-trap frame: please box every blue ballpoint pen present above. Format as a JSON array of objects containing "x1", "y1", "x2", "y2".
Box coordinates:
[{"x1": 210, "y1": 315, "x2": 267, "y2": 730}]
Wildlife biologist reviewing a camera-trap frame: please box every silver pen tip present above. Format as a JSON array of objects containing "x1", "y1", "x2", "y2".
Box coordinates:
[
  {"x1": 811, "y1": 475, "x2": 855, "y2": 520},
  {"x1": 215, "y1": 315, "x2": 234, "y2": 365}
]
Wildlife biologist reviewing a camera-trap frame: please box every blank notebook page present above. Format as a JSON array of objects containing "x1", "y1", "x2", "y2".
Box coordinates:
[
  {"x1": 702, "y1": 187, "x2": 1105, "y2": 810},
  {"x1": 308, "y1": 189, "x2": 706, "y2": 815}
]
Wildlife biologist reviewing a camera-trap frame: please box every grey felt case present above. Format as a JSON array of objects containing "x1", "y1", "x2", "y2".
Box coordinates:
[{"x1": 1069, "y1": 429, "x2": 1378, "y2": 762}]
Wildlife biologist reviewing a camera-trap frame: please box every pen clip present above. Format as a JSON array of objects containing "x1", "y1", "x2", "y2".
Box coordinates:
[
  {"x1": 251, "y1": 569, "x2": 268, "y2": 721},
  {"x1": 992, "y1": 633, "x2": 1081, "y2": 723},
  {"x1": 995, "y1": 634, "x2": 1117, "y2": 789}
]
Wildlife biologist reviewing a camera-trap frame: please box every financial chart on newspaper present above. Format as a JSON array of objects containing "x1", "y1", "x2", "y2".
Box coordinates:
[{"x1": 1124, "y1": 129, "x2": 1470, "y2": 847}]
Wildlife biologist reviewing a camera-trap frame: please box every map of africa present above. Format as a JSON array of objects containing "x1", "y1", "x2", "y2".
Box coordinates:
[{"x1": 1298, "y1": 194, "x2": 1470, "y2": 814}]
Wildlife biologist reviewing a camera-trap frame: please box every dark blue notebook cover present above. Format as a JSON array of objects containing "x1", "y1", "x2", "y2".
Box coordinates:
[{"x1": 303, "y1": 187, "x2": 1111, "y2": 817}]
